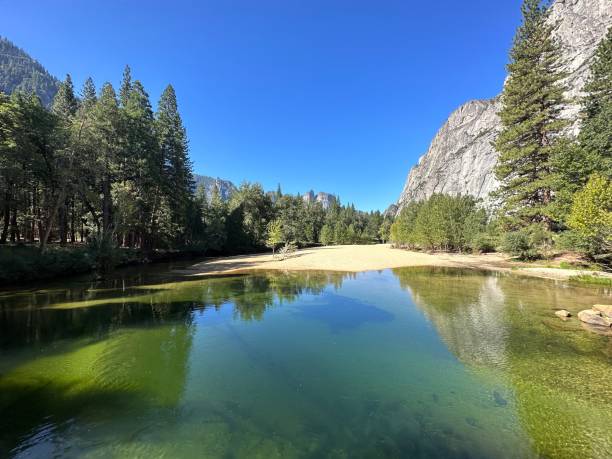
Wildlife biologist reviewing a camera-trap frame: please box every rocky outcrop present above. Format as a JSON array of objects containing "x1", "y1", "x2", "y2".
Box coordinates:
[
  {"x1": 396, "y1": 0, "x2": 612, "y2": 212},
  {"x1": 193, "y1": 175, "x2": 237, "y2": 202},
  {"x1": 303, "y1": 190, "x2": 336, "y2": 210}
]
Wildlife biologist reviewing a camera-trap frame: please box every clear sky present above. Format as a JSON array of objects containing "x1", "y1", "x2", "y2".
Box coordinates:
[{"x1": 2, "y1": 0, "x2": 523, "y2": 211}]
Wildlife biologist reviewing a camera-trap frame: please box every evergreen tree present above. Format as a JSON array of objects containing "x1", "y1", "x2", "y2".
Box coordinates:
[
  {"x1": 80, "y1": 77, "x2": 97, "y2": 109},
  {"x1": 494, "y1": 0, "x2": 568, "y2": 230},
  {"x1": 552, "y1": 27, "x2": 612, "y2": 221},
  {"x1": 205, "y1": 184, "x2": 227, "y2": 252},
  {"x1": 577, "y1": 26, "x2": 612, "y2": 178},
  {"x1": 91, "y1": 83, "x2": 122, "y2": 236},
  {"x1": 50, "y1": 74, "x2": 78, "y2": 245},
  {"x1": 122, "y1": 80, "x2": 159, "y2": 247},
  {"x1": 119, "y1": 65, "x2": 132, "y2": 107},
  {"x1": 51, "y1": 74, "x2": 77, "y2": 118},
  {"x1": 156, "y1": 84, "x2": 193, "y2": 243}
]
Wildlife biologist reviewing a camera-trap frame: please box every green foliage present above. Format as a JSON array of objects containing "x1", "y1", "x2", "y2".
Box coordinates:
[
  {"x1": 567, "y1": 174, "x2": 612, "y2": 261},
  {"x1": 551, "y1": 28, "x2": 612, "y2": 222},
  {"x1": 266, "y1": 219, "x2": 283, "y2": 255},
  {"x1": 0, "y1": 67, "x2": 198, "y2": 258},
  {"x1": 578, "y1": 27, "x2": 612, "y2": 179},
  {"x1": 493, "y1": 0, "x2": 568, "y2": 230},
  {"x1": 568, "y1": 274, "x2": 612, "y2": 287},
  {"x1": 501, "y1": 224, "x2": 552, "y2": 260},
  {"x1": 390, "y1": 194, "x2": 488, "y2": 252}
]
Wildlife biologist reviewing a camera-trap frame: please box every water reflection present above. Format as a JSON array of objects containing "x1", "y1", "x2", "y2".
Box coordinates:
[
  {"x1": 0, "y1": 267, "x2": 610, "y2": 458},
  {"x1": 0, "y1": 271, "x2": 350, "y2": 348},
  {"x1": 392, "y1": 267, "x2": 612, "y2": 459}
]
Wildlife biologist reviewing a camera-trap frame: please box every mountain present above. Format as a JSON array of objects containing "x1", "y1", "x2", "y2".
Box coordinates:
[
  {"x1": 193, "y1": 175, "x2": 237, "y2": 202},
  {"x1": 396, "y1": 0, "x2": 612, "y2": 213},
  {"x1": 302, "y1": 190, "x2": 337, "y2": 209},
  {"x1": 0, "y1": 36, "x2": 59, "y2": 106}
]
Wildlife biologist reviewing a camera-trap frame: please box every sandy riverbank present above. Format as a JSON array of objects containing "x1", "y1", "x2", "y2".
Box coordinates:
[{"x1": 177, "y1": 244, "x2": 612, "y2": 282}]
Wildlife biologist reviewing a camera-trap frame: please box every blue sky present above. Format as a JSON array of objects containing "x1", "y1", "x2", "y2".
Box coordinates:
[{"x1": 2, "y1": 0, "x2": 522, "y2": 211}]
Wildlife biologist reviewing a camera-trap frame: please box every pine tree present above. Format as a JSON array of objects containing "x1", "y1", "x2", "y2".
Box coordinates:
[
  {"x1": 51, "y1": 74, "x2": 77, "y2": 119},
  {"x1": 91, "y1": 83, "x2": 122, "y2": 236},
  {"x1": 51, "y1": 74, "x2": 78, "y2": 245},
  {"x1": 119, "y1": 65, "x2": 132, "y2": 107},
  {"x1": 80, "y1": 77, "x2": 97, "y2": 109},
  {"x1": 156, "y1": 84, "x2": 193, "y2": 242},
  {"x1": 122, "y1": 80, "x2": 159, "y2": 247},
  {"x1": 494, "y1": 0, "x2": 568, "y2": 230},
  {"x1": 552, "y1": 27, "x2": 612, "y2": 221},
  {"x1": 578, "y1": 27, "x2": 612, "y2": 178}
]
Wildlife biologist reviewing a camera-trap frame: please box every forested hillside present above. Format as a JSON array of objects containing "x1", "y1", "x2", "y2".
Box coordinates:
[{"x1": 0, "y1": 37, "x2": 59, "y2": 107}]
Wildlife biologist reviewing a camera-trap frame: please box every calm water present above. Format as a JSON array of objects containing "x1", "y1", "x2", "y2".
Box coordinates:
[{"x1": 0, "y1": 266, "x2": 611, "y2": 458}]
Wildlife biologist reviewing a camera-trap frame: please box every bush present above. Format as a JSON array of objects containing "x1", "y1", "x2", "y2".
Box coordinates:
[
  {"x1": 0, "y1": 245, "x2": 95, "y2": 284},
  {"x1": 501, "y1": 225, "x2": 552, "y2": 260},
  {"x1": 470, "y1": 233, "x2": 496, "y2": 253}
]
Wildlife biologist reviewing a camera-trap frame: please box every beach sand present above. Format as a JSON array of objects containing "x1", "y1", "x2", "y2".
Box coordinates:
[{"x1": 177, "y1": 244, "x2": 611, "y2": 281}]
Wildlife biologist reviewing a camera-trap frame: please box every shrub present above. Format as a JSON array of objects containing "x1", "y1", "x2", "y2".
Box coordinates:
[
  {"x1": 470, "y1": 233, "x2": 496, "y2": 253},
  {"x1": 501, "y1": 225, "x2": 552, "y2": 260},
  {"x1": 502, "y1": 230, "x2": 534, "y2": 259}
]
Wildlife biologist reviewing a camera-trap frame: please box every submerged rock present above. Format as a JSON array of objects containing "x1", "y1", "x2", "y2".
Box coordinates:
[
  {"x1": 593, "y1": 305, "x2": 612, "y2": 319},
  {"x1": 577, "y1": 309, "x2": 612, "y2": 327},
  {"x1": 493, "y1": 391, "x2": 508, "y2": 407},
  {"x1": 555, "y1": 310, "x2": 571, "y2": 318}
]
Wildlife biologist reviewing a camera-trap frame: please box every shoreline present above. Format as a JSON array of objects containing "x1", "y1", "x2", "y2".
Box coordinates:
[{"x1": 177, "y1": 244, "x2": 612, "y2": 282}]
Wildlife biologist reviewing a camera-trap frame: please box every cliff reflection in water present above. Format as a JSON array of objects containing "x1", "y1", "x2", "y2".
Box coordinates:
[{"x1": 392, "y1": 267, "x2": 612, "y2": 459}]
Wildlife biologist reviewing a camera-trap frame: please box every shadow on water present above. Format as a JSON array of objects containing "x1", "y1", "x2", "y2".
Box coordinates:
[{"x1": 0, "y1": 266, "x2": 610, "y2": 458}]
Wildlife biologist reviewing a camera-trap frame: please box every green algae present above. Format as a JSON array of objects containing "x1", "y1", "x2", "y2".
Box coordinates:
[{"x1": 0, "y1": 267, "x2": 610, "y2": 458}]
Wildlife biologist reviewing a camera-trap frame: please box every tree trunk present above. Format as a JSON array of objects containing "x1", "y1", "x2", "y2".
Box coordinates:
[
  {"x1": 0, "y1": 194, "x2": 9, "y2": 244},
  {"x1": 70, "y1": 200, "x2": 76, "y2": 243},
  {"x1": 40, "y1": 189, "x2": 67, "y2": 253},
  {"x1": 9, "y1": 207, "x2": 18, "y2": 243},
  {"x1": 102, "y1": 175, "x2": 113, "y2": 236},
  {"x1": 59, "y1": 202, "x2": 67, "y2": 246}
]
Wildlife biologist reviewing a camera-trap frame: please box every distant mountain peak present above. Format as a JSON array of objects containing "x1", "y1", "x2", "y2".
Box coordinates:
[
  {"x1": 303, "y1": 190, "x2": 336, "y2": 209},
  {"x1": 0, "y1": 36, "x2": 60, "y2": 106},
  {"x1": 193, "y1": 174, "x2": 237, "y2": 202}
]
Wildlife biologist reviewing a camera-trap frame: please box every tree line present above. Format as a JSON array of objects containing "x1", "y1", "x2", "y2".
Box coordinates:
[
  {"x1": 391, "y1": 1, "x2": 611, "y2": 264},
  {"x1": 195, "y1": 182, "x2": 389, "y2": 255},
  {"x1": 0, "y1": 66, "x2": 194, "y2": 254},
  {"x1": 0, "y1": 66, "x2": 390, "y2": 281}
]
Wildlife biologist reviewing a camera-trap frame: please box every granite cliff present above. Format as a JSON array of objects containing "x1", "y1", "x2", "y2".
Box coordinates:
[{"x1": 396, "y1": 0, "x2": 612, "y2": 212}]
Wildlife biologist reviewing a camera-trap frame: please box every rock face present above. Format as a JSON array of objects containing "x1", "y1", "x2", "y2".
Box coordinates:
[
  {"x1": 396, "y1": 0, "x2": 612, "y2": 212},
  {"x1": 193, "y1": 175, "x2": 237, "y2": 202},
  {"x1": 303, "y1": 190, "x2": 336, "y2": 210}
]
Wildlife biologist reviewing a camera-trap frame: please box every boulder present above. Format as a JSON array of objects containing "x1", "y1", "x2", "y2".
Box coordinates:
[
  {"x1": 555, "y1": 310, "x2": 571, "y2": 318},
  {"x1": 577, "y1": 309, "x2": 612, "y2": 327},
  {"x1": 593, "y1": 305, "x2": 612, "y2": 319}
]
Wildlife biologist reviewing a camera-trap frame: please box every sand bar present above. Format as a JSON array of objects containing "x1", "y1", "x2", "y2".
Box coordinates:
[{"x1": 177, "y1": 244, "x2": 612, "y2": 281}]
